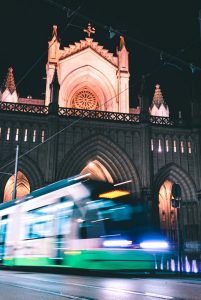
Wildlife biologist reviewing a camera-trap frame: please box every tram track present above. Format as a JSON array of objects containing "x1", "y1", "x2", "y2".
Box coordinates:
[{"x1": 0, "y1": 272, "x2": 177, "y2": 300}]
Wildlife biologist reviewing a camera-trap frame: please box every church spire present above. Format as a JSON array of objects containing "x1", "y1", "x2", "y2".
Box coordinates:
[
  {"x1": 152, "y1": 84, "x2": 166, "y2": 108},
  {"x1": 52, "y1": 25, "x2": 58, "y2": 40},
  {"x1": 149, "y1": 84, "x2": 169, "y2": 117},
  {"x1": 119, "y1": 36, "x2": 125, "y2": 50},
  {"x1": 5, "y1": 67, "x2": 16, "y2": 94},
  {"x1": 48, "y1": 25, "x2": 60, "y2": 63},
  {"x1": 49, "y1": 68, "x2": 60, "y2": 115},
  {"x1": 117, "y1": 35, "x2": 129, "y2": 72},
  {"x1": 1, "y1": 67, "x2": 18, "y2": 103}
]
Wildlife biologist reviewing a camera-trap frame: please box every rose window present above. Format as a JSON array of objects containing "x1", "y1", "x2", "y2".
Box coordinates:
[{"x1": 72, "y1": 87, "x2": 98, "y2": 110}]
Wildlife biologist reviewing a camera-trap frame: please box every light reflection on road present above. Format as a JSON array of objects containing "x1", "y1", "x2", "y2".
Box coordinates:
[{"x1": 0, "y1": 270, "x2": 200, "y2": 300}]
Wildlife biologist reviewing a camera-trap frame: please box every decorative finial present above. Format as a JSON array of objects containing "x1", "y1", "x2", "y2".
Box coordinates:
[
  {"x1": 52, "y1": 25, "x2": 58, "y2": 38},
  {"x1": 5, "y1": 67, "x2": 16, "y2": 94},
  {"x1": 152, "y1": 83, "x2": 165, "y2": 108},
  {"x1": 83, "y1": 22, "x2": 95, "y2": 38},
  {"x1": 119, "y1": 36, "x2": 125, "y2": 50}
]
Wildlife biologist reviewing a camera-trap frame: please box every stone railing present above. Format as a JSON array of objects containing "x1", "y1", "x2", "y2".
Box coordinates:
[
  {"x1": 0, "y1": 102, "x2": 177, "y2": 126},
  {"x1": 58, "y1": 107, "x2": 140, "y2": 123},
  {"x1": 0, "y1": 101, "x2": 48, "y2": 114}
]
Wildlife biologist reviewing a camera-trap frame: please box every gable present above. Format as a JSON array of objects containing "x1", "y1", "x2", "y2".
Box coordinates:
[{"x1": 58, "y1": 38, "x2": 118, "y2": 67}]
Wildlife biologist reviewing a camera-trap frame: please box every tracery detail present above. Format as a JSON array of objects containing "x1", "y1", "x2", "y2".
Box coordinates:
[{"x1": 72, "y1": 87, "x2": 98, "y2": 110}]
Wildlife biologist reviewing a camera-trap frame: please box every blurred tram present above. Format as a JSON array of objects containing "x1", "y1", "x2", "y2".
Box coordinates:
[{"x1": 0, "y1": 175, "x2": 168, "y2": 271}]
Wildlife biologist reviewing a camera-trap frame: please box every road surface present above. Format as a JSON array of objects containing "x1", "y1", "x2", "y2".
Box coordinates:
[{"x1": 0, "y1": 270, "x2": 200, "y2": 299}]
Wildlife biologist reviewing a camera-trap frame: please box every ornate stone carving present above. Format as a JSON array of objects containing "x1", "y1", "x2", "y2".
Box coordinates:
[{"x1": 71, "y1": 87, "x2": 98, "y2": 110}]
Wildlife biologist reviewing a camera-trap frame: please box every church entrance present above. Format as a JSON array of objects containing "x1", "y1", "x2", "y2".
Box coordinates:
[
  {"x1": 158, "y1": 180, "x2": 177, "y2": 246},
  {"x1": 3, "y1": 171, "x2": 30, "y2": 202},
  {"x1": 80, "y1": 160, "x2": 113, "y2": 183}
]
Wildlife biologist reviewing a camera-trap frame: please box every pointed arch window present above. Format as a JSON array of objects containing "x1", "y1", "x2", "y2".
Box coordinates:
[
  {"x1": 165, "y1": 139, "x2": 169, "y2": 152},
  {"x1": 151, "y1": 139, "x2": 154, "y2": 151},
  {"x1": 173, "y1": 140, "x2": 177, "y2": 152},
  {"x1": 33, "y1": 129, "x2": 36, "y2": 142},
  {"x1": 6, "y1": 128, "x2": 10, "y2": 141},
  {"x1": 15, "y1": 128, "x2": 19, "y2": 141},
  {"x1": 41, "y1": 130, "x2": 45, "y2": 143},
  {"x1": 158, "y1": 139, "x2": 162, "y2": 152},
  {"x1": 188, "y1": 141, "x2": 192, "y2": 154},
  {"x1": 180, "y1": 141, "x2": 184, "y2": 153},
  {"x1": 24, "y1": 129, "x2": 28, "y2": 142}
]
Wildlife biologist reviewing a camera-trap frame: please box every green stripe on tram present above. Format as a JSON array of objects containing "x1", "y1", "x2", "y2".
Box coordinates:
[
  {"x1": 63, "y1": 249, "x2": 155, "y2": 270},
  {"x1": 3, "y1": 250, "x2": 155, "y2": 270},
  {"x1": 4, "y1": 257, "x2": 53, "y2": 266}
]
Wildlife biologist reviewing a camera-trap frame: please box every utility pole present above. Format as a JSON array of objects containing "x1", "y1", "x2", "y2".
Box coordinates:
[
  {"x1": 172, "y1": 183, "x2": 182, "y2": 273},
  {"x1": 176, "y1": 202, "x2": 182, "y2": 274},
  {"x1": 12, "y1": 145, "x2": 19, "y2": 200}
]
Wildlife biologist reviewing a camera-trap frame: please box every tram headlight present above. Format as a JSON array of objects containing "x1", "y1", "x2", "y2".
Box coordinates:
[
  {"x1": 139, "y1": 240, "x2": 169, "y2": 249},
  {"x1": 103, "y1": 239, "x2": 132, "y2": 247}
]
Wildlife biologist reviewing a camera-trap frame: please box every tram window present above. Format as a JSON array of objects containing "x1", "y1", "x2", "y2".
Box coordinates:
[
  {"x1": 79, "y1": 222, "x2": 88, "y2": 239},
  {"x1": 57, "y1": 206, "x2": 73, "y2": 236},
  {"x1": 25, "y1": 207, "x2": 54, "y2": 239},
  {"x1": 0, "y1": 218, "x2": 8, "y2": 243},
  {"x1": 25, "y1": 201, "x2": 73, "y2": 239},
  {"x1": 78, "y1": 199, "x2": 134, "y2": 239}
]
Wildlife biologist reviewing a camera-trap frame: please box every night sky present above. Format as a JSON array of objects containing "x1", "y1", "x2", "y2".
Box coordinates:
[{"x1": 0, "y1": 0, "x2": 201, "y2": 121}]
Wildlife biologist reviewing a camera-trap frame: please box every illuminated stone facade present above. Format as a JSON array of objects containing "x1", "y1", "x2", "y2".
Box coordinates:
[
  {"x1": 45, "y1": 26, "x2": 130, "y2": 113},
  {"x1": 0, "y1": 25, "x2": 201, "y2": 252}
]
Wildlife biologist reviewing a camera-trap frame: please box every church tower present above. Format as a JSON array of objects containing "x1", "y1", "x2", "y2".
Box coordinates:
[{"x1": 45, "y1": 24, "x2": 130, "y2": 113}]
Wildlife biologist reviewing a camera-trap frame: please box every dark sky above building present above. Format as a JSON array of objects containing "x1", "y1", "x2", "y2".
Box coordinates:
[{"x1": 0, "y1": 0, "x2": 201, "y2": 120}]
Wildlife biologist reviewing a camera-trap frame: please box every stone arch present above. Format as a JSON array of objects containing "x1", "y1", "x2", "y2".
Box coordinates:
[
  {"x1": 153, "y1": 163, "x2": 199, "y2": 247},
  {"x1": 58, "y1": 135, "x2": 141, "y2": 197},
  {"x1": 158, "y1": 179, "x2": 177, "y2": 243},
  {"x1": 59, "y1": 65, "x2": 117, "y2": 111},
  {"x1": 153, "y1": 163, "x2": 197, "y2": 202},
  {"x1": 3, "y1": 171, "x2": 30, "y2": 202},
  {"x1": 81, "y1": 159, "x2": 114, "y2": 183},
  {"x1": 0, "y1": 154, "x2": 44, "y2": 203}
]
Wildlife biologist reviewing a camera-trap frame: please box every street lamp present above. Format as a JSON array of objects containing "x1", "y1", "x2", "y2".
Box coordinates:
[{"x1": 171, "y1": 183, "x2": 182, "y2": 273}]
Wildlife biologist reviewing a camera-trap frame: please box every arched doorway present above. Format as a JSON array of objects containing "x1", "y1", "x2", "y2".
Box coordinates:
[
  {"x1": 3, "y1": 171, "x2": 30, "y2": 202},
  {"x1": 80, "y1": 160, "x2": 113, "y2": 183},
  {"x1": 158, "y1": 180, "x2": 177, "y2": 245},
  {"x1": 58, "y1": 134, "x2": 141, "y2": 197}
]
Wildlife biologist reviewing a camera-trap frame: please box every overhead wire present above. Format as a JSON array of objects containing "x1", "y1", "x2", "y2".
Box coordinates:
[
  {"x1": 44, "y1": 0, "x2": 201, "y2": 72},
  {"x1": 0, "y1": 1, "x2": 81, "y2": 103}
]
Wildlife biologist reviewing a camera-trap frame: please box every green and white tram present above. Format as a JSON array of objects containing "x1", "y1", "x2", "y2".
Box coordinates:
[{"x1": 0, "y1": 175, "x2": 166, "y2": 271}]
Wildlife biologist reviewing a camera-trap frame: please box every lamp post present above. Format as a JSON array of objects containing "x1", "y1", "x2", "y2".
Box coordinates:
[
  {"x1": 12, "y1": 145, "x2": 19, "y2": 200},
  {"x1": 172, "y1": 183, "x2": 182, "y2": 273}
]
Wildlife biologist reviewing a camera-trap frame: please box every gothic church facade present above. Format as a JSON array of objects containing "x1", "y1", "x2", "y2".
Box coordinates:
[{"x1": 0, "y1": 24, "x2": 201, "y2": 252}]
